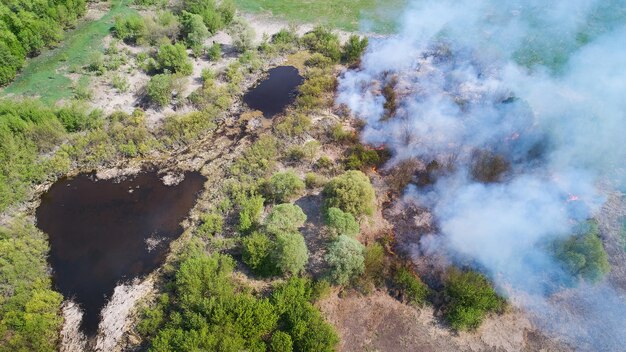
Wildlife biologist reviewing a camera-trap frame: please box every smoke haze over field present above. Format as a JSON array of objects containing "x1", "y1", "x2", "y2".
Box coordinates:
[{"x1": 338, "y1": 0, "x2": 626, "y2": 349}]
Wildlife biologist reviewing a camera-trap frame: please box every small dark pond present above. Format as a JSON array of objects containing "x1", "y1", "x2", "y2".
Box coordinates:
[
  {"x1": 243, "y1": 66, "x2": 304, "y2": 118},
  {"x1": 36, "y1": 171, "x2": 205, "y2": 335}
]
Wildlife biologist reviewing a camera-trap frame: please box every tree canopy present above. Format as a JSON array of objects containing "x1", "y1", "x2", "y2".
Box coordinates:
[
  {"x1": 323, "y1": 170, "x2": 375, "y2": 217},
  {"x1": 140, "y1": 252, "x2": 337, "y2": 352},
  {"x1": 265, "y1": 170, "x2": 305, "y2": 203},
  {"x1": 325, "y1": 235, "x2": 365, "y2": 285},
  {"x1": 272, "y1": 232, "x2": 309, "y2": 276},
  {"x1": 443, "y1": 269, "x2": 503, "y2": 331},
  {"x1": 264, "y1": 203, "x2": 307, "y2": 235},
  {"x1": 554, "y1": 219, "x2": 610, "y2": 283},
  {"x1": 325, "y1": 207, "x2": 359, "y2": 237},
  {"x1": 0, "y1": 0, "x2": 86, "y2": 85}
]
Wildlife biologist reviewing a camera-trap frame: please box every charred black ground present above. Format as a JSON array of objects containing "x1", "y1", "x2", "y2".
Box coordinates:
[
  {"x1": 35, "y1": 171, "x2": 205, "y2": 335},
  {"x1": 243, "y1": 65, "x2": 304, "y2": 118}
]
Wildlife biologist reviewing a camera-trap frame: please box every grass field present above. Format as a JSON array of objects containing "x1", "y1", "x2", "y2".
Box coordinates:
[
  {"x1": 234, "y1": 0, "x2": 406, "y2": 33},
  {"x1": 1, "y1": 0, "x2": 135, "y2": 103}
]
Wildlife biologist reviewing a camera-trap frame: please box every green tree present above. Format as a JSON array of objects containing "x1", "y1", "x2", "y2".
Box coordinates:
[
  {"x1": 0, "y1": 0, "x2": 86, "y2": 84},
  {"x1": 207, "y1": 42, "x2": 221, "y2": 61},
  {"x1": 323, "y1": 170, "x2": 375, "y2": 217},
  {"x1": 265, "y1": 171, "x2": 305, "y2": 203},
  {"x1": 444, "y1": 269, "x2": 503, "y2": 331},
  {"x1": 342, "y1": 35, "x2": 368, "y2": 64},
  {"x1": 325, "y1": 235, "x2": 365, "y2": 285},
  {"x1": 238, "y1": 194, "x2": 265, "y2": 232},
  {"x1": 0, "y1": 221, "x2": 63, "y2": 352},
  {"x1": 270, "y1": 331, "x2": 293, "y2": 352},
  {"x1": 272, "y1": 232, "x2": 309, "y2": 276},
  {"x1": 394, "y1": 267, "x2": 429, "y2": 306},
  {"x1": 325, "y1": 207, "x2": 359, "y2": 237},
  {"x1": 156, "y1": 43, "x2": 193, "y2": 75},
  {"x1": 181, "y1": 11, "x2": 209, "y2": 48},
  {"x1": 302, "y1": 26, "x2": 341, "y2": 62},
  {"x1": 146, "y1": 74, "x2": 174, "y2": 106},
  {"x1": 242, "y1": 231, "x2": 273, "y2": 275},
  {"x1": 554, "y1": 219, "x2": 610, "y2": 283},
  {"x1": 196, "y1": 213, "x2": 223, "y2": 237},
  {"x1": 113, "y1": 14, "x2": 146, "y2": 44},
  {"x1": 265, "y1": 204, "x2": 307, "y2": 235},
  {"x1": 228, "y1": 18, "x2": 255, "y2": 52}
]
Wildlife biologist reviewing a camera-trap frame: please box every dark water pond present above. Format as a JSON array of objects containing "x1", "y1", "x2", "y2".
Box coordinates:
[
  {"x1": 243, "y1": 66, "x2": 304, "y2": 118},
  {"x1": 35, "y1": 171, "x2": 205, "y2": 335}
]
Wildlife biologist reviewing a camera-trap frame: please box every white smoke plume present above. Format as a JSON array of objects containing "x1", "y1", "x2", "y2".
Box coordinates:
[{"x1": 338, "y1": 0, "x2": 626, "y2": 349}]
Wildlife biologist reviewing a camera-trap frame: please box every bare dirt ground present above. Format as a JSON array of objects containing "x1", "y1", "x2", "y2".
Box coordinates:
[{"x1": 318, "y1": 290, "x2": 561, "y2": 352}]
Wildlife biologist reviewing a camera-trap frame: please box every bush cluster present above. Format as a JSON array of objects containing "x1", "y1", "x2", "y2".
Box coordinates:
[
  {"x1": 139, "y1": 252, "x2": 338, "y2": 352},
  {"x1": 554, "y1": 219, "x2": 610, "y2": 283},
  {"x1": 443, "y1": 269, "x2": 504, "y2": 331},
  {"x1": 0, "y1": 0, "x2": 86, "y2": 85},
  {"x1": 323, "y1": 170, "x2": 376, "y2": 217}
]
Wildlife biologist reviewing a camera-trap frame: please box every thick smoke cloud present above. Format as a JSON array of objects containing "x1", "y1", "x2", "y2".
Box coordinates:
[{"x1": 338, "y1": 0, "x2": 626, "y2": 349}]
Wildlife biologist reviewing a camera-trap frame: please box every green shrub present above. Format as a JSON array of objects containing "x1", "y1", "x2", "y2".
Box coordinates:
[
  {"x1": 57, "y1": 104, "x2": 101, "y2": 132},
  {"x1": 271, "y1": 278, "x2": 339, "y2": 351},
  {"x1": 162, "y1": 111, "x2": 218, "y2": 144},
  {"x1": 304, "y1": 172, "x2": 326, "y2": 189},
  {"x1": 156, "y1": 43, "x2": 193, "y2": 75},
  {"x1": 305, "y1": 53, "x2": 333, "y2": 68},
  {"x1": 73, "y1": 80, "x2": 94, "y2": 101},
  {"x1": 111, "y1": 74, "x2": 129, "y2": 92},
  {"x1": 330, "y1": 123, "x2": 356, "y2": 143},
  {"x1": 146, "y1": 73, "x2": 174, "y2": 106},
  {"x1": 325, "y1": 207, "x2": 359, "y2": 237},
  {"x1": 270, "y1": 331, "x2": 293, "y2": 352},
  {"x1": 323, "y1": 170, "x2": 375, "y2": 217},
  {"x1": 242, "y1": 231, "x2": 273, "y2": 275},
  {"x1": 275, "y1": 113, "x2": 311, "y2": 137},
  {"x1": 265, "y1": 204, "x2": 307, "y2": 235},
  {"x1": 344, "y1": 144, "x2": 387, "y2": 171},
  {"x1": 394, "y1": 267, "x2": 428, "y2": 306},
  {"x1": 87, "y1": 51, "x2": 106, "y2": 74},
  {"x1": 315, "y1": 156, "x2": 335, "y2": 172},
  {"x1": 113, "y1": 14, "x2": 146, "y2": 43},
  {"x1": 286, "y1": 146, "x2": 306, "y2": 162},
  {"x1": 181, "y1": 11, "x2": 208, "y2": 48},
  {"x1": 325, "y1": 235, "x2": 365, "y2": 285},
  {"x1": 444, "y1": 269, "x2": 503, "y2": 331},
  {"x1": 228, "y1": 18, "x2": 255, "y2": 52},
  {"x1": 296, "y1": 71, "x2": 336, "y2": 111},
  {"x1": 197, "y1": 213, "x2": 223, "y2": 237},
  {"x1": 272, "y1": 232, "x2": 309, "y2": 276},
  {"x1": 238, "y1": 194, "x2": 265, "y2": 232},
  {"x1": 267, "y1": 27, "x2": 299, "y2": 53},
  {"x1": 363, "y1": 243, "x2": 386, "y2": 287},
  {"x1": 231, "y1": 135, "x2": 279, "y2": 178},
  {"x1": 0, "y1": 221, "x2": 63, "y2": 351},
  {"x1": 207, "y1": 42, "x2": 221, "y2": 61},
  {"x1": 342, "y1": 35, "x2": 368, "y2": 64},
  {"x1": 265, "y1": 171, "x2": 305, "y2": 203},
  {"x1": 302, "y1": 26, "x2": 341, "y2": 62},
  {"x1": 554, "y1": 219, "x2": 610, "y2": 283}
]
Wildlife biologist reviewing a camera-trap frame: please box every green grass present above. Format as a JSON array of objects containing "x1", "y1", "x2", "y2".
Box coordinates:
[
  {"x1": 234, "y1": 0, "x2": 406, "y2": 33},
  {"x1": 1, "y1": 0, "x2": 136, "y2": 103}
]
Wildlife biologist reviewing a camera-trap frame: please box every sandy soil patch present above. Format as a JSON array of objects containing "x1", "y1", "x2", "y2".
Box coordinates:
[{"x1": 319, "y1": 290, "x2": 565, "y2": 352}]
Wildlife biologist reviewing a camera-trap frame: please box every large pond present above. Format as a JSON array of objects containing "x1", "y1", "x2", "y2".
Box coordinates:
[
  {"x1": 243, "y1": 66, "x2": 304, "y2": 118},
  {"x1": 36, "y1": 171, "x2": 205, "y2": 335}
]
